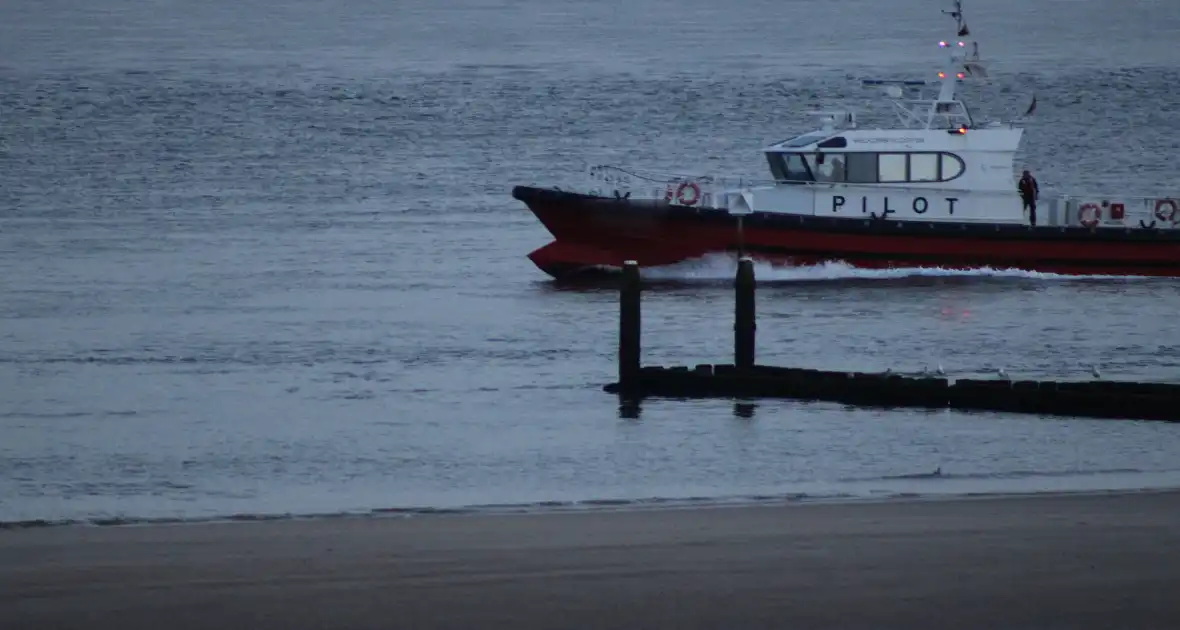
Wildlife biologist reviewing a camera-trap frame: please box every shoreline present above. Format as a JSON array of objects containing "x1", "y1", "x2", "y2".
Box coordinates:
[
  {"x1": 6, "y1": 483, "x2": 1180, "y2": 531},
  {"x1": 4, "y1": 488, "x2": 1180, "y2": 628}
]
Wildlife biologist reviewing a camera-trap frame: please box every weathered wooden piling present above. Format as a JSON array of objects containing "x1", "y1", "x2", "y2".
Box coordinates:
[
  {"x1": 734, "y1": 257, "x2": 756, "y2": 369},
  {"x1": 601, "y1": 255, "x2": 1180, "y2": 423},
  {"x1": 618, "y1": 260, "x2": 641, "y2": 395},
  {"x1": 607, "y1": 364, "x2": 1180, "y2": 422}
]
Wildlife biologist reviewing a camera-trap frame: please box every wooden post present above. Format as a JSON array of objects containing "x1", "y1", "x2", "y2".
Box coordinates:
[
  {"x1": 619, "y1": 260, "x2": 641, "y2": 392},
  {"x1": 736, "y1": 216, "x2": 745, "y2": 258},
  {"x1": 734, "y1": 257, "x2": 756, "y2": 370}
]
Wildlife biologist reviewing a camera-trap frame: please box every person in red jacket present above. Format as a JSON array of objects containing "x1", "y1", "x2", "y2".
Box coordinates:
[{"x1": 1018, "y1": 170, "x2": 1039, "y2": 226}]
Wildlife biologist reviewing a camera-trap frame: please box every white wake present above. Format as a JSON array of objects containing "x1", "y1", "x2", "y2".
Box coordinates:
[{"x1": 638, "y1": 254, "x2": 1152, "y2": 283}]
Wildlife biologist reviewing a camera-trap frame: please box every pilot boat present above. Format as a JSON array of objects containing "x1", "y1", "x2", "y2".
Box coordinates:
[{"x1": 512, "y1": 1, "x2": 1180, "y2": 280}]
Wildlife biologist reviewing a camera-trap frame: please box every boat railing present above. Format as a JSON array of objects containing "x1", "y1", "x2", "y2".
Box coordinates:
[
  {"x1": 1051, "y1": 194, "x2": 1180, "y2": 229},
  {"x1": 587, "y1": 164, "x2": 1046, "y2": 201},
  {"x1": 1055, "y1": 192, "x2": 1177, "y2": 205},
  {"x1": 583, "y1": 164, "x2": 1180, "y2": 228},
  {"x1": 588, "y1": 164, "x2": 1055, "y2": 198},
  {"x1": 585, "y1": 164, "x2": 778, "y2": 204}
]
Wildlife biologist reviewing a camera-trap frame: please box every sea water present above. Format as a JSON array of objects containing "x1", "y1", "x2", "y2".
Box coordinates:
[{"x1": 3, "y1": 0, "x2": 1180, "y2": 525}]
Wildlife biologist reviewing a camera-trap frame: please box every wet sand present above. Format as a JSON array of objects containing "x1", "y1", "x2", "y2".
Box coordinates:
[{"x1": 3, "y1": 491, "x2": 1180, "y2": 629}]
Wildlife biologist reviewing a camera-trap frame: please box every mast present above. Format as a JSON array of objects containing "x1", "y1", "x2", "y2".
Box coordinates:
[
  {"x1": 935, "y1": 0, "x2": 966, "y2": 102},
  {"x1": 930, "y1": 0, "x2": 976, "y2": 127}
]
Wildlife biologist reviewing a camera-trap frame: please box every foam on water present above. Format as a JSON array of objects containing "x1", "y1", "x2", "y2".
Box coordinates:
[
  {"x1": 7, "y1": 465, "x2": 1180, "y2": 529},
  {"x1": 640, "y1": 253, "x2": 1157, "y2": 283}
]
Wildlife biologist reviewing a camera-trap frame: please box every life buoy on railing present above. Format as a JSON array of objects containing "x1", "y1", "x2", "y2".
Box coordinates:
[
  {"x1": 1078, "y1": 202, "x2": 1101, "y2": 228},
  {"x1": 1154, "y1": 199, "x2": 1178, "y2": 223},
  {"x1": 675, "y1": 181, "x2": 701, "y2": 206}
]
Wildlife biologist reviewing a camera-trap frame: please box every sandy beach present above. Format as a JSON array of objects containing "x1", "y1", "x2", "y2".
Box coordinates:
[{"x1": 3, "y1": 491, "x2": 1180, "y2": 629}]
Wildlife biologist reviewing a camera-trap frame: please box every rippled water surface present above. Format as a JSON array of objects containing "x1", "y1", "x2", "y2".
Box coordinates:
[{"x1": 3, "y1": 0, "x2": 1180, "y2": 524}]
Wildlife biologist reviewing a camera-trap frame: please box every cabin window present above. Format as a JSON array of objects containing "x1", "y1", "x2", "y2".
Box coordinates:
[
  {"x1": 878, "y1": 153, "x2": 907, "y2": 183},
  {"x1": 782, "y1": 153, "x2": 813, "y2": 182},
  {"x1": 841, "y1": 151, "x2": 965, "y2": 183},
  {"x1": 909, "y1": 153, "x2": 939, "y2": 182},
  {"x1": 807, "y1": 153, "x2": 845, "y2": 183},
  {"x1": 766, "y1": 153, "x2": 786, "y2": 181},
  {"x1": 845, "y1": 152, "x2": 878, "y2": 183},
  {"x1": 940, "y1": 153, "x2": 964, "y2": 180},
  {"x1": 767, "y1": 151, "x2": 965, "y2": 185},
  {"x1": 765, "y1": 152, "x2": 814, "y2": 183}
]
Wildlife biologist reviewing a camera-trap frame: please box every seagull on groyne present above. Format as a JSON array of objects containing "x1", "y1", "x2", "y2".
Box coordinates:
[
  {"x1": 936, "y1": 363, "x2": 946, "y2": 376},
  {"x1": 1091, "y1": 364, "x2": 1101, "y2": 379},
  {"x1": 998, "y1": 367, "x2": 1009, "y2": 380}
]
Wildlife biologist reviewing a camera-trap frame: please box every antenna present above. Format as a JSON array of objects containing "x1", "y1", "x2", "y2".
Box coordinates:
[{"x1": 942, "y1": 0, "x2": 968, "y2": 36}]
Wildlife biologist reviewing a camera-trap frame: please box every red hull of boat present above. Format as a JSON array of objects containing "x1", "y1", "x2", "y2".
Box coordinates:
[{"x1": 515, "y1": 186, "x2": 1180, "y2": 279}]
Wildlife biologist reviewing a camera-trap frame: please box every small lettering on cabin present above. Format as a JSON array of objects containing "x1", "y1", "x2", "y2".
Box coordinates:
[
  {"x1": 852, "y1": 138, "x2": 925, "y2": 144},
  {"x1": 945, "y1": 197, "x2": 958, "y2": 214},
  {"x1": 832, "y1": 195, "x2": 845, "y2": 212},
  {"x1": 913, "y1": 197, "x2": 928, "y2": 214},
  {"x1": 882, "y1": 198, "x2": 895, "y2": 215}
]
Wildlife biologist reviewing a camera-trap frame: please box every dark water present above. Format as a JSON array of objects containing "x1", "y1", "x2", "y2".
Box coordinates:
[{"x1": 3, "y1": 0, "x2": 1180, "y2": 524}]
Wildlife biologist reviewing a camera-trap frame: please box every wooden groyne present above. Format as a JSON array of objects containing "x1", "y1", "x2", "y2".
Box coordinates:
[{"x1": 603, "y1": 259, "x2": 1180, "y2": 422}]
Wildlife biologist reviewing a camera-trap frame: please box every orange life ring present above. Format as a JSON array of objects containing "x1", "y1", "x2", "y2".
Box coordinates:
[
  {"x1": 1078, "y1": 202, "x2": 1101, "y2": 228},
  {"x1": 1154, "y1": 199, "x2": 1178, "y2": 223},
  {"x1": 675, "y1": 181, "x2": 701, "y2": 206}
]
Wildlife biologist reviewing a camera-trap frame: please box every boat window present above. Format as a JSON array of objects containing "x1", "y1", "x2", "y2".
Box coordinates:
[
  {"x1": 940, "y1": 153, "x2": 964, "y2": 180},
  {"x1": 766, "y1": 153, "x2": 787, "y2": 181},
  {"x1": 909, "y1": 153, "x2": 939, "y2": 182},
  {"x1": 765, "y1": 152, "x2": 814, "y2": 183},
  {"x1": 784, "y1": 151, "x2": 964, "y2": 184},
  {"x1": 782, "y1": 153, "x2": 813, "y2": 182},
  {"x1": 817, "y1": 137, "x2": 847, "y2": 149},
  {"x1": 878, "y1": 153, "x2": 907, "y2": 183},
  {"x1": 807, "y1": 153, "x2": 845, "y2": 183},
  {"x1": 844, "y1": 152, "x2": 878, "y2": 183}
]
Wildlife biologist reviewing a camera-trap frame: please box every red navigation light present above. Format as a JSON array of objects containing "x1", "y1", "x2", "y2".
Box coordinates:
[
  {"x1": 956, "y1": 72, "x2": 965, "y2": 79},
  {"x1": 939, "y1": 41, "x2": 948, "y2": 47},
  {"x1": 938, "y1": 71, "x2": 946, "y2": 78},
  {"x1": 948, "y1": 125, "x2": 967, "y2": 135},
  {"x1": 958, "y1": 41, "x2": 966, "y2": 47}
]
